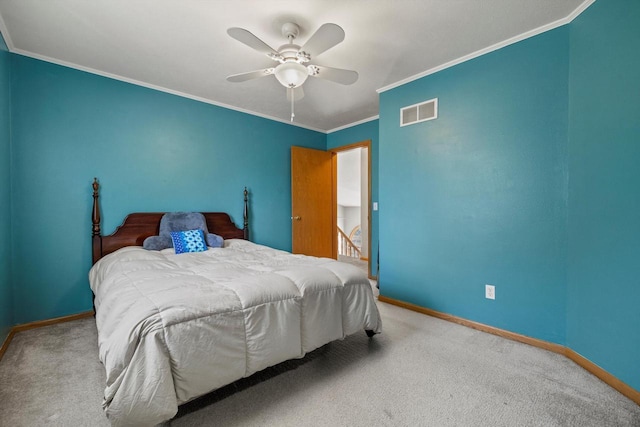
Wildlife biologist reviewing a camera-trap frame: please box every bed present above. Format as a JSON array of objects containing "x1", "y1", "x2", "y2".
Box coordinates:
[{"x1": 88, "y1": 179, "x2": 382, "y2": 426}]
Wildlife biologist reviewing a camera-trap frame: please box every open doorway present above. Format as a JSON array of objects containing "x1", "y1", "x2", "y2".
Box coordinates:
[{"x1": 333, "y1": 142, "x2": 371, "y2": 278}]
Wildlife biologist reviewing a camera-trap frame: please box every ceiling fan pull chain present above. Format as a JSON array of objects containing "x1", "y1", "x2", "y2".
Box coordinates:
[{"x1": 291, "y1": 93, "x2": 295, "y2": 122}]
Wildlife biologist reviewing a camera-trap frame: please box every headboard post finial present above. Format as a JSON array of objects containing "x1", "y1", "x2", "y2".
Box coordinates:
[
  {"x1": 92, "y1": 178, "x2": 103, "y2": 265},
  {"x1": 243, "y1": 187, "x2": 249, "y2": 241},
  {"x1": 92, "y1": 178, "x2": 101, "y2": 237}
]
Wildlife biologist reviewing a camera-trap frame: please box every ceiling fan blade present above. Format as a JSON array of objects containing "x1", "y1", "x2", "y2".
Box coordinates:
[
  {"x1": 227, "y1": 27, "x2": 280, "y2": 58},
  {"x1": 226, "y1": 68, "x2": 274, "y2": 83},
  {"x1": 299, "y1": 23, "x2": 345, "y2": 58},
  {"x1": 309, "y1": 65, "x2": 358, "y2": 85},
  {"x1": 286, "y1": 87, "x2": 305, "y2": 102}
]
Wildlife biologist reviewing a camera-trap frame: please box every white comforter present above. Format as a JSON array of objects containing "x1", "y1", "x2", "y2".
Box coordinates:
[{"x1": 89, "y1": 239, "x2": 382, "y2": 426}]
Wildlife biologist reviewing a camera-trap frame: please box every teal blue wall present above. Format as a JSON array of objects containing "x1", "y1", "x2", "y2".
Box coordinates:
[
  {"x1": 567, "y1": 0, "x2": 640, "y2": 391},
  {"x1": 327, "y1": 119, "x2": 379, "y2": 277},
  {"x1": 0, "y1": 32, "x2": 12, "y2": 342},
  {"x1": 4, "y1": 0, "x2": 638, "y2": 393},
  {"x1": 10, "y1": 55, "x2": 325, "y2": 324},
  {"x1": 379, "y1": 28, "x2": 570, "y2": 344}
]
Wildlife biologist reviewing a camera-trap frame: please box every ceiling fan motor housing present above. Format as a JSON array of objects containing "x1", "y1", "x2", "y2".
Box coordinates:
[
  {"x1": 275, "y1": 24, "x2": 309, "y2": 88},
  {"x1": 281, "y1": 22, "x2": 300, "y2": 40}
]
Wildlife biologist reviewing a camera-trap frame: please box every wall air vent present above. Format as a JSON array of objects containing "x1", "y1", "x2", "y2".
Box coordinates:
[{"x1": 400, "y1": 98, "x2": 438, "y2": 127}]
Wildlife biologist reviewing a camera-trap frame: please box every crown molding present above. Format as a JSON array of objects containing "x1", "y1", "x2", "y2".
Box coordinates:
[
  {"x1": 0, "y1": 11, "x2": 14, "y2": 50},
  {"x1": 8, "y1": 45, "x2": 327, "y2": 133},
  {"x1": 327, "y1": 115, "x2": 379, "y2": 134},
  {"x1": 566, "y1": 0, "x2": 596, "y2": 22},
  {"x1": 377, "y1": 0, "x2": 596, "y2": 94},
  {"x1": 0, "y1": 0, "x2": 596, "y2": 133}
]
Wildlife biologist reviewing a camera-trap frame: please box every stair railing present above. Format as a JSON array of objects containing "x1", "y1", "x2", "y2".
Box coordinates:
[{"x1": 338, "y1": 227, "x2": 362, "y2": 258}]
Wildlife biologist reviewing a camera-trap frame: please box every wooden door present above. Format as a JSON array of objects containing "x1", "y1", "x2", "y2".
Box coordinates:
[{"x1": 291, "y1": 146, "x2": 336, "y2": 258}]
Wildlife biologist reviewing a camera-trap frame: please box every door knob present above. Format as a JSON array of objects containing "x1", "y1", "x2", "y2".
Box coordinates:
[{"x1": 291, "y1": 216, "x2": 301, "y2": 220}]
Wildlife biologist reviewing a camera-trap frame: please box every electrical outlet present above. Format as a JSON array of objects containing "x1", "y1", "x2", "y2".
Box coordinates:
[{"x1": 485, "y1": 284, "x2": 495, "y2": 300}]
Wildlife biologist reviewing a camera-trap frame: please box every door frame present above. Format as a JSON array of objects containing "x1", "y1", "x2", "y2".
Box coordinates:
[{"x1": 330, "y1": 140, "x2": 372, "y2": 278}]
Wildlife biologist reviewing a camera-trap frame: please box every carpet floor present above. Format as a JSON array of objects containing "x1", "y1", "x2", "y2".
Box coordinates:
[{"x1": 1, "y1": 301, "x2": 638, "y2": 426}]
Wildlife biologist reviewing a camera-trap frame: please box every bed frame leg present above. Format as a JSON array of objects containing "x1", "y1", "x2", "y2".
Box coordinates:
[{"x1": 365, "y1": 329, "x2": 376, "y2": 338}]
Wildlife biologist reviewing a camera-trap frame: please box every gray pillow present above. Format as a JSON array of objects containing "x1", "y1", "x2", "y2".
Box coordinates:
[
  {"x1": 159, "y1": 212, "x2": 208, "y2": 237},
  {"x1": 143, "y1": 235, "x2": 173, "y2": 251},
  {"x1": 206, "y1": 233, "x2": 224, "y2": 248},
  {"x1": 143, "y1": 212, "x2": 225, "y2": 251}
]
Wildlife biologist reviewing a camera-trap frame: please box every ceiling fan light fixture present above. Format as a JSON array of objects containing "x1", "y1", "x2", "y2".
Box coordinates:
[
  {"x1": 226, "y1": 21, "x2": 357, "y2": 121},
  {"x1": 274, "y1": 61, "x2": 309, "y2": 88}
]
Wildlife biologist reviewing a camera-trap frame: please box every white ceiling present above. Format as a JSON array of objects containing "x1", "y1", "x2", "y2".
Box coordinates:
[{"x1": 0, "y1": 0, "x2": 590, "y2": 132}]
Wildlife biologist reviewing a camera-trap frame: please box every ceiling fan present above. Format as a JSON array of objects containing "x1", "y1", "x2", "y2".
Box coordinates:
[{"x1": 226, "y1": 22, "x2": 358, "y2": 121}]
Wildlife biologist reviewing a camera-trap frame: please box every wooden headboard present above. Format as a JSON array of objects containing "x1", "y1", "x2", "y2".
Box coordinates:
[{"x1": 91, "y1": 178, "x2": 249, "y2": 264}]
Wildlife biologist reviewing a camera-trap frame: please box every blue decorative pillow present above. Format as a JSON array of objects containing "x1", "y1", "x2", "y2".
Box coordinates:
[{"x1": 170, "y1": 229, "x2": 207, "y2": 254}]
